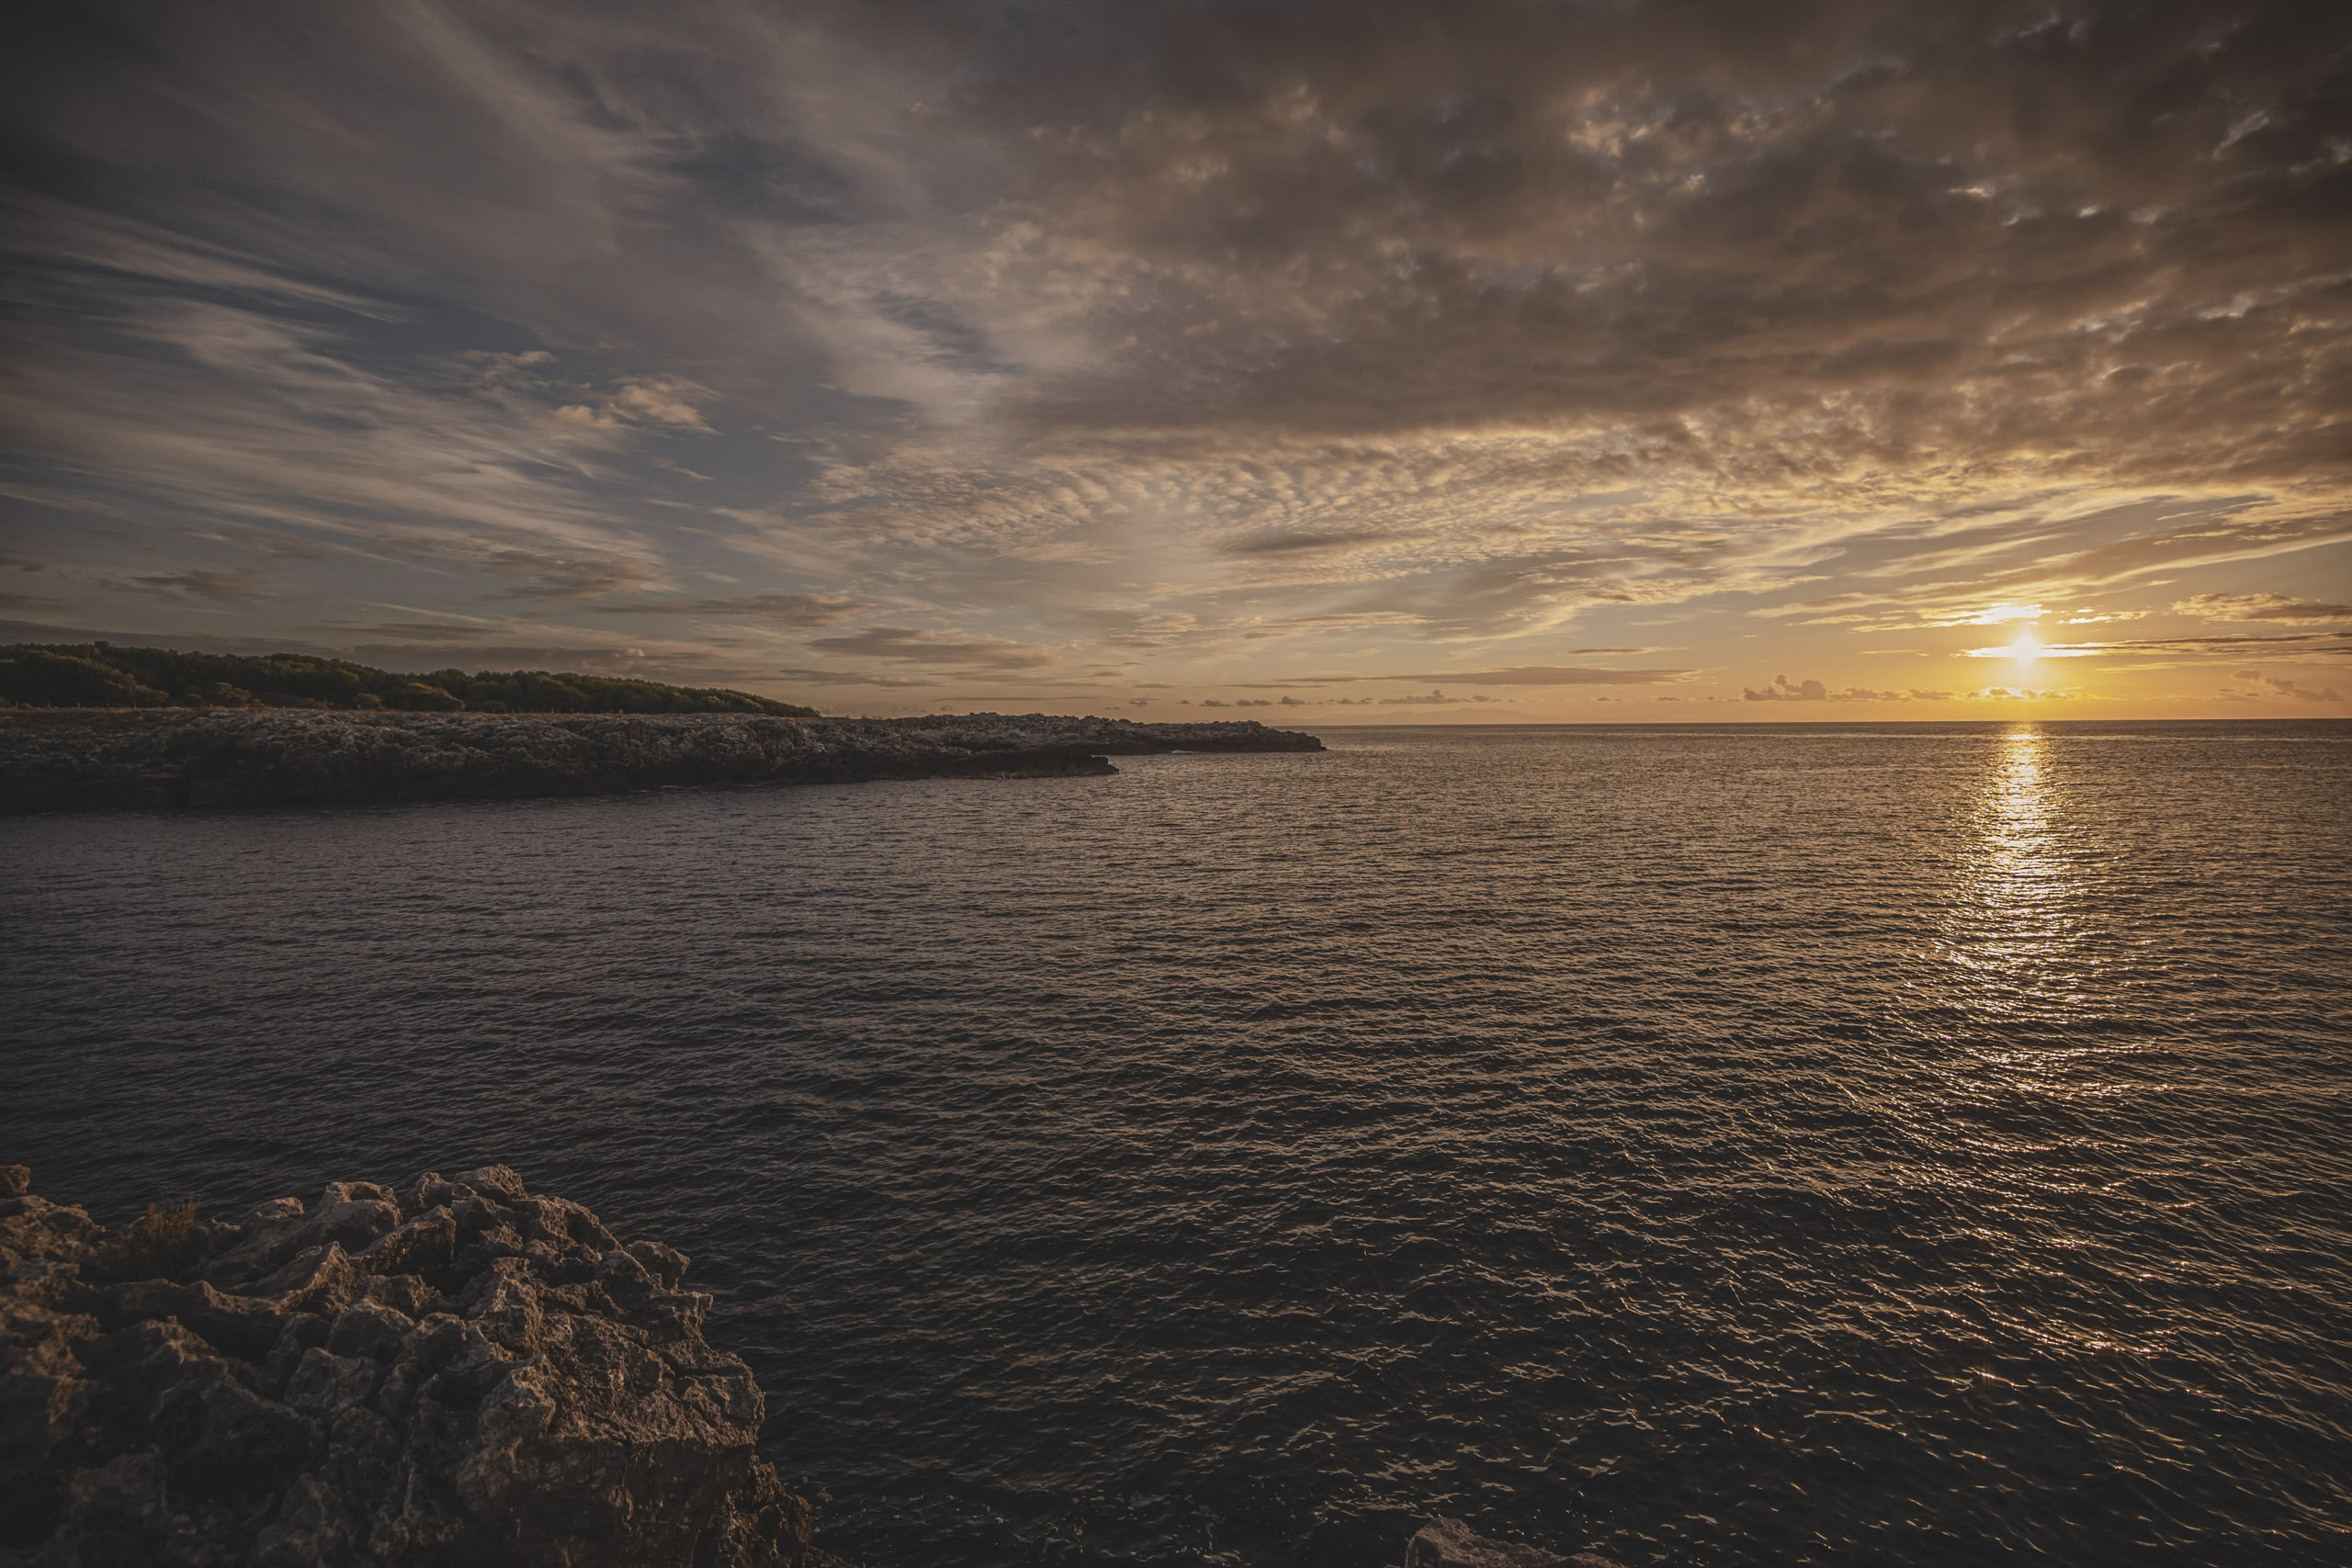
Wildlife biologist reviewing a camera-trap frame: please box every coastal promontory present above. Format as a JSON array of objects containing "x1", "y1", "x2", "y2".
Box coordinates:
[{"x1": 0, "y1": 710, "x2": 1323, "y2": 813}]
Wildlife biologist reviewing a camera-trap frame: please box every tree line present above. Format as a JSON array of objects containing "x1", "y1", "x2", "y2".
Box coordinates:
[{"x1": 0, "y1": 643, "x2": 819, "y2": 716}]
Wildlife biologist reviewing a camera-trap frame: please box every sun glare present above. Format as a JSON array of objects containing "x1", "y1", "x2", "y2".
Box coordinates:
[{"x1": 2006, "y1": 630, "x2": 2044, "y2": 665}]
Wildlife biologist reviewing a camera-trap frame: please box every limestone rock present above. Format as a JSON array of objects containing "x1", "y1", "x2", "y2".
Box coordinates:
[{"x1": 0, "y1": 1166, "x2": 849, "y2": 1568}]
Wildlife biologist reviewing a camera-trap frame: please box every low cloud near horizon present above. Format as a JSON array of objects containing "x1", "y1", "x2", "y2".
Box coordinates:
[{"x1": 3, "y1": 1, "x2": 2346, "y2": 714}]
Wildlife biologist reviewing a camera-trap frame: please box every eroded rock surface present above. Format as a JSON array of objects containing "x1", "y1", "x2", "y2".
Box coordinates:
[
  {"x1": 0, "y1": 710, "x2": 1323, "y2": 812},
  {"x1": 0, "y1": 1163, "x2": 845, "y2": 1568}
]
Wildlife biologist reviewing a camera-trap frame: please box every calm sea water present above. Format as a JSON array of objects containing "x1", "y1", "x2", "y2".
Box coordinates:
[{"x1": 5, "y1": 721, "x2": 2348, "y2": 1567}]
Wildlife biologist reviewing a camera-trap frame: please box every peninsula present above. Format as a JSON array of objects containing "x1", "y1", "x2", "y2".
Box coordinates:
[{"x1": 0, "y1": 710, "x2": 1324, "y2": 813}]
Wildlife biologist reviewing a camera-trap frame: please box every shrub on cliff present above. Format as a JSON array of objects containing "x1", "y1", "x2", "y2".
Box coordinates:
[
  {"x1": 0, "y1": 649, "x2": 171, "y2": 707},
  {"x1": 384, "y1": 681, "x2": 465, "y2": 711},
  {"x1": 0, "y1": 642, "x2": 819, "y2": 716}
]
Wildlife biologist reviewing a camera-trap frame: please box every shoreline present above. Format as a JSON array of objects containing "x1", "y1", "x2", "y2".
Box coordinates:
[
  {"x1": 0, "y1": 710, "x2": 1323, "y2": 814},
  {"x1": 1, "y1": 1164, "x2": 1609, "y2": 1568}
]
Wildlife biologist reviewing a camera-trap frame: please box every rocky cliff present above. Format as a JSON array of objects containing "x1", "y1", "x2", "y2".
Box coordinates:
[
  {"x1": 0, "y1": 1165, "x2": 844, "y2": 1568},
  {"x1": 0, "y1": 710, "x2": 1323, "y2": 813}
]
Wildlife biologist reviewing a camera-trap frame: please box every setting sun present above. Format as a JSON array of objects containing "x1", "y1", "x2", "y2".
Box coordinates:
[{"x1": 2006, "y1": 631, "x2": 2046, "y2": 665}]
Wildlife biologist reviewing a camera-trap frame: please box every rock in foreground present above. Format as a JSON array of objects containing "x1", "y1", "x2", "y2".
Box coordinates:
[
  {"x1": 0, "y1": 1164, "x2": 844, "y2": 1568},
  {"x1": 0, "y1": 710, "x2": 1324, "y2": 812}
]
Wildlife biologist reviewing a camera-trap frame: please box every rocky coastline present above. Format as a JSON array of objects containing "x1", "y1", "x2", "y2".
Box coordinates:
[
  {"x1": 2, "y1": 1165, "x2": 1623, "y2": 1568},
  {"x1": 0, "y1": 710, "x2": 1323, "y2": 813},
  {"x1": 0, "y1": 1163, "x2": 843, "y2": 1567}
]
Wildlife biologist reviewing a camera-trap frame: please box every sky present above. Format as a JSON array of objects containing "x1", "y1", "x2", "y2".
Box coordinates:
[{"x1": 2, "y1": 0, "x2": 2346, "y2": 720}]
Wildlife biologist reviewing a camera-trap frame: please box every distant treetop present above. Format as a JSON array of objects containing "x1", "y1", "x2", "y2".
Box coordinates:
[{"x1": 0, "y1": 643, "x2": 819, "y2": 717}]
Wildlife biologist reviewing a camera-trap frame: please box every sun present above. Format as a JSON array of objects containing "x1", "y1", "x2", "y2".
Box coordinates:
[{"x1": 2005, "y1": 629, "x2": 2044, "y2": 665}]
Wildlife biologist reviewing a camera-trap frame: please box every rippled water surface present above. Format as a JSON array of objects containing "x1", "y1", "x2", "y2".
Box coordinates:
[{"x1": 6, "y1": 721, "x2": 2349, "y2": 1566}]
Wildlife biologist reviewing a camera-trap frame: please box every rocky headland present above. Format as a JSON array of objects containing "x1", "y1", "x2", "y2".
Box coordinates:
[
  {"x1": 0, "y1": 710, "x2": 1323, "y2": 813},
  {"x1": 0, "y1": 1163, "x2": 843, "y2": 1567}
]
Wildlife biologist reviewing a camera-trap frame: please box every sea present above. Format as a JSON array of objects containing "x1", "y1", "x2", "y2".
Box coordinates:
[{"x1": 5, "y1": 720, "x2": 2347, "y2": 1567}]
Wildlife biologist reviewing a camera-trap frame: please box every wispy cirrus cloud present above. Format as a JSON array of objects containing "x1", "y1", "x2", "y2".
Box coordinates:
[
  {"x1": 2177, "y1": 592, "x2": 2352, "y2": 624},
  {"x1": 1246, "y1": 662, "x2": 1686, "y2": 688}
]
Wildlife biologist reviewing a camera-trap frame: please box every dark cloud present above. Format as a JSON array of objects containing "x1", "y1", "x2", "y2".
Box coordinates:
[
  {"x1": 768, "y1": 666, "x2": 937, "y2": 688},
  {"x1": 115, "y1": 570, "x2": 269, "y2": 603},
  {"x1": 591, "y1": 592, "x2": 871, "y2": 626},
  {"x1": 2177, "y1": 592, "x2": 2352, "y2": 623},
  {"x1": 323, "y1": 622, "x2": 526, "y2": 643}
]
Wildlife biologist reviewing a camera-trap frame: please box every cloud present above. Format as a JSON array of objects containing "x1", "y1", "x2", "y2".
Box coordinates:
[
  {"x1": 550, "y1": 378, "x2": 715, "y2": 434},
  {"x1": 1221, "y1": 530, "x2": 1409, "y2": 558},
  {"x1": 482, "y1": 549, "x2": 662, "y2": 602},
  {"x1": 2, "y1": 0, "x2": 2347, "y2": 692},
  {"x1": 1266, "y1": 663, "x2": 1684, "y2": 687},
  {"x1": 2009, "y1": 629, "x2": 2352, "y2": 659},
  {"x1": 115, "y1": 570, "x2": 270, "y2": 603},
  {"x1": 801, "y1": 626, "x2": 1054, "y2": 670},
  {"x1": 592, "y1": 592, "x2": 870, "y2": 626},
  {"x1": 1745, "y1": 675, "x2": 1894, "y2": 702},
  {"x1": 1742, "y1": 674, "x2": 1957, "y2": 702},
  {"x1": 2177, "y1": 592, "x2": 2352, "y2": 624},
  {"x1": 1376, "y1": 689, "x2": 1498, "y2": 705},
  {"x1": 2231, "y1": 673, "x2": 2345, "y2": 703},
  {"x1": 768, "y1": 666, "x2": 935, "y2": 687}
]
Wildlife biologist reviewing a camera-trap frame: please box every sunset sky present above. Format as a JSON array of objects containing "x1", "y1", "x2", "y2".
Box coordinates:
[{"x1": 3, "y1": 0, "x2": 2346, "y2": 719}]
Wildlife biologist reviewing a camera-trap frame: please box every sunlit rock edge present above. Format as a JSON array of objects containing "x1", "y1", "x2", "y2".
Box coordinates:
[{"x1": 0, "y1": 710, "x2": 1325, "y2": 813}]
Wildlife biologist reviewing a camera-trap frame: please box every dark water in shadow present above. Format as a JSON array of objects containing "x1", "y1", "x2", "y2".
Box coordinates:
[{"x1": 6, "y1": 720, "x2": 2348, "y2": 1566}]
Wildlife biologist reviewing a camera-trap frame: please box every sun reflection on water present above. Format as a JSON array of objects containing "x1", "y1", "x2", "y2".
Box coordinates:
[{"x1": 1942, "y1": 724, "x2": 2091, "y2": 1012}]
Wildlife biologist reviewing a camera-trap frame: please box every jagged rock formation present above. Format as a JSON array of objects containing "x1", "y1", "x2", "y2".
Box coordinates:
[
  {"x1": 0, "y1": 1164, "x2": 845, "y2": 1568},
  {"x1": 0, "y1": 710, "x2": 1323, "y2": 812}
]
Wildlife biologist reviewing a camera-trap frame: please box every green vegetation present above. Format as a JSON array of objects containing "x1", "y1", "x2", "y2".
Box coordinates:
[
  {"x1": 92, "y1": 1198, "x2": 204, "y2": 1284},
  {"x1": 0, "y1": 642, "x2": 819, "y2": 716}
]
